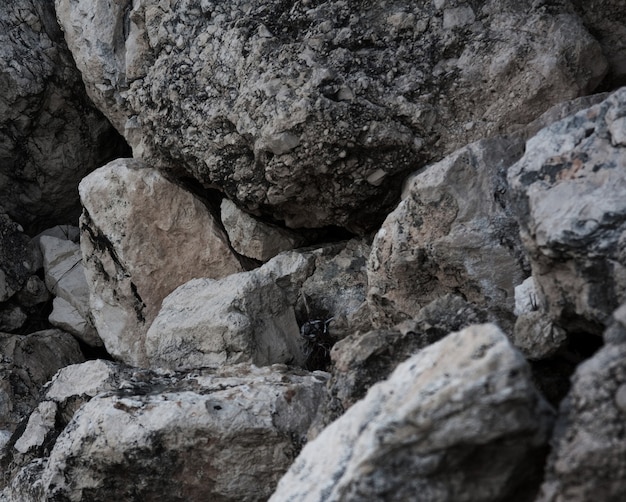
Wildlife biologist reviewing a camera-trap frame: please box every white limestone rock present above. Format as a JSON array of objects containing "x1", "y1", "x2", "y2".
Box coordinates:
[
  {"x1": 3, "y1": 363, "x2": 328, "y2": 502},
  {"x1": 79, "y1": 158, "x2": 243, "y2": 367},
  {"x1": 270, "y1": 324, "x2": 553, "y2": 502},
  {"x1": 145, "y1": 252, "x2": 313, "y2": 371}
]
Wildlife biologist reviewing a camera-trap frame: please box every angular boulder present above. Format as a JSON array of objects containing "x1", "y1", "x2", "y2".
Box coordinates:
[
  {"x1": 0, "y1": 329, "x2": 84, "y2": 436},
  {"x1": 221, "y1": 198, "x2": 308, "y2": 262},
  {"x1": 2, "y1": 362, "x2": 328, "y2": 502},
  {"x1": 508, "y1": 87, "x2": 626, "y2": 334},
  {"x1": 79, "y1": 158, "x2": 243, "y2": 366},
  {"x1": 536, "y1": 340, "x2": 626, "y2": 501},
  {"x1": 55, "y1": 0, "x2": 605, "y2": 231},
  {"x1": 367, "y1": 136, "x2": 528, "y2": 328},
  {"x1": 39, "y1": 235, "x2": 100, "y2": 346},
  {"x1": 270, "y1": 324, "x2": 553, "y2": 502},
  {"x1": 0, "y1": 0, "x2": 128, "y2": 233}
]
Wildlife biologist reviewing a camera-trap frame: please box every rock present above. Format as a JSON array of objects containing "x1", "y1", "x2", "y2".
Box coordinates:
[
  {"x1": 0, "y1": 303, "x2": 27, "y2": 333},
  {"x1": 572, "y1": 0, "x2": 626, "y2": 89},
  {"x1": 513, "y1": 311, "x2": 568, "y2": 360},
  {"x1": 79, "y1": 158, "x2": 243, "y2": 367},
  {"x1": 270, "y1": 324, "x2": 553, "y2": 502},
  {"x1": 309, "y1": 295, "x2": 488, "y2": 437},
  {"x1": 514, "y1": 276, "x2": 542, "y2": 316},
  {"x1": 39, "y1": 235, "x2": 99, "y2": 346},
  {"x1": 296, "y1": 239, "x2": 371, "y2": 340},
  {"x1": 0, "y1": 213, "x2": 33, "y2": 302},
  {"x1": 536, "y1": 341, "x2": 626, "y2": 501},
  {"x1": 512, "y1": 277, "x2": 568, "y2": 360},
  {"x1": 48, "y1": 297, "x2": 101, "y2": 347},
  {"x1": 146, "y1": 240, "x2": 370, "y2": 372},
  {"x1": 14, "y1": 276, "x2": 51, "y2": 309},
  {"x1": 29, "y1": 225, "x2": 80, "y2": 272},
  {"x1": 508, "y1": 87, "x2": 626, "y2": 335},
  {"x1": 0, "y1": 329, "x2": 84, "y2": 436},
  {"x1": 3, "y1": 362, "x2": 328, "y2": 502},
  {"x1": 367, "y1": 136, "x2": 528, "y2": 328},
  {"x1": 55, "y1": 0, "x2": 605, "y2": 231},
  {"x1": 145, "y1": 252, "x2": 312, "y2": 371},
  {"x1": 221, "y1": 198, "x2": 308, "y2": 262},
  {"x1": 0, "y1": 0, "x2": 129, "y2": 234}
]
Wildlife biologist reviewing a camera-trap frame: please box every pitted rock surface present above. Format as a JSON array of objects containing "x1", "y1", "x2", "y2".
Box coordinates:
[{"x1": 55, "y1": 0, "x2": 606, "y2": 231}]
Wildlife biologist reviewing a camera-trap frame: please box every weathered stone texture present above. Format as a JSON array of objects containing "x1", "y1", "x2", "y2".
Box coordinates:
[
  {"x1": 536, "y1": 340, "x2": 626, "y2": 502},
  {"x1": 270, "y1": 324, "x2": 553, "y2": 502},
  {"x1": 508, "y1": 87, "x2": 626, "y2": 334},
  {"x1": 367, "y1": 136, "x2": 527, "y2": 328},
  {"x1": 0, "y1": 0, "x2": 128, "y2": 233},
  {"x1": 79, "y1": 158, "x2": 243, "y2": 366},
  {"x1": 3, "y1": 362, "x2": 328, "y2": 502},
  {"x1": 55, "y1": 0, "x2": 606, "y2": 231}
]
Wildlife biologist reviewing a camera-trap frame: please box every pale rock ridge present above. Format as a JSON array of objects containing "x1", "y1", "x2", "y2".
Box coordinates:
[{"x1": 2, "y1": 361, "x2": 328, "y2": 502}]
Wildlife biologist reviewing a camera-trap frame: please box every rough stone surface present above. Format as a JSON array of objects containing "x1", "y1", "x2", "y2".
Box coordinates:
[
  {"x1": 367, "y1": 136, "x2": 528, "y2": 328},
  {"x1": 309, "y1": 295, "x2": 488, "y2": 437},
  {"x1": 146, "y1": 252, "x2": 312, "y2": 371},
  {"x1": 536, "y1": 341, "x2": 626, "y2": 502},
  {"x1": 146, "y1": 240, "x2": 370, "y2": 371},
  {"x1": 39, "y1": 235, "x2": 99, "y2": 346},
  {"x1": 221, "y1": 198, "x2": 308, "y2": 262},
  {"x1": 270, "y1": 324, "x2": 553, "y2": 502},
  {"x1": 0, "y1": 0, "x2": 128, "y2": 234},
  {"x1": 55, "y1": 0, "x2": 605, "y2": 231},
  {"x1": 14, "y1": 276, "x2": 50, "y2": 309},
  {"x1": 79, "y1": 158, "x2": 243, "y2": 366},
  {"x1": 0, "y1": 303, "x2": 28, "y2": 333},
  {"x1": 2, "y1": 362, "x2": 328, "y2": 502},
  {"x1": 572, "y1": 0, "x2": 626, "y2": 89},
  {"x1": 0, "y1": 329, "x2": 84, "y2": 436},
  {"x1": 508, "y1": 87, "x2": 626, "y2": 334},
  {"x1": 512, "y1": 311, "x2": 568, "y2": 360},
  {"x1": 0, "y1": 213, "x2": 34, "y2": 302}
]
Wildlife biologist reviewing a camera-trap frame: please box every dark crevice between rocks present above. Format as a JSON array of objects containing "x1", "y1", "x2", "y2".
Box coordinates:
[{"x1": 530, "y1": 330, "x2": 604, "y2": 409}]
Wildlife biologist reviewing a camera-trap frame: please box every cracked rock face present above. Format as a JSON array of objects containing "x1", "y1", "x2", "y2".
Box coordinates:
[
  {"x1": 55, "y1": 0, "x2": 606, "y2": 232},
  {"x1": 0, "y1": 0, "x2": 128, "y2": 234},
  {"x1": 270, "y1": 324, "x2": 553, "y2": 502},
  {"x1": 508, "y1": 87, "x2": 626, "y2": 334},
  {"x1": 2, "y1": 362, "x2": 329, "y2": 502},
  {"x1": 79, "y1": 158, "x2": 243, "y2": 367}
]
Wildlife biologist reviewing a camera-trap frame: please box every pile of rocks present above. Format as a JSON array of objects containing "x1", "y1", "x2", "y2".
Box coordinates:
[{"x1": 1, "y1": 0, "x2": 625, "y2": 500}]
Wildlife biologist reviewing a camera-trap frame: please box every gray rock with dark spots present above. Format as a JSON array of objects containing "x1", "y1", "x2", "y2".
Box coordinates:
[{"x1": 55, "y1": 0, "x2": 605, "y2": 231}]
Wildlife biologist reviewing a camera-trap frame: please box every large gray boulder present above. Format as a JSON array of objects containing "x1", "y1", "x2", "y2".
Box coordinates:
[
  {"x1": 146, "y1": 240, "x2": 371, "y2": 371},
  {"x1": 367, "y1": 135, "x2": 528, "y2": 328},
  {"x1": 55, "y1": 0, "x2": 605, "y2": 232},
  {"x1": 508, "y1": 87, "x2": 626, "y2": 334},
  {"x1": 2, "y1": 362, "x2": 328, "y2": 502},
  {"x1": 270, "y1": 324, "x2": 553, "y2": 502},
  {"x1": 0, "y1": 0, "x2": 128, "y2": 233},
  {"x1": 79, "y1": 158, "x2": 243, "y2": 367}
]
